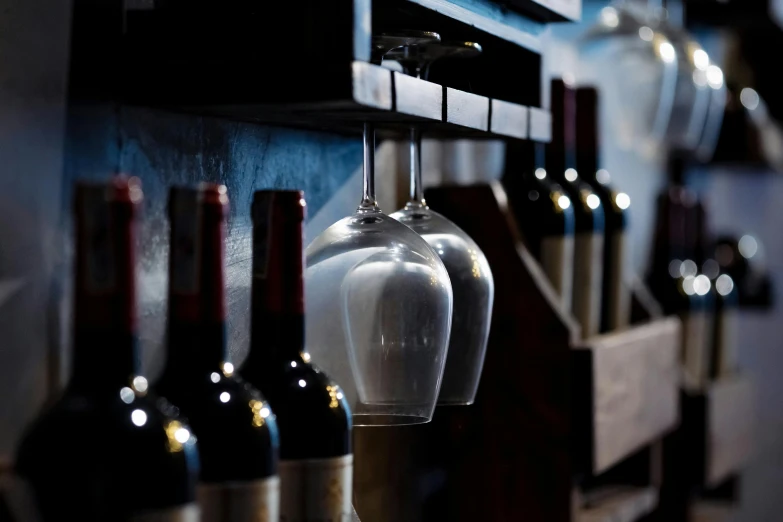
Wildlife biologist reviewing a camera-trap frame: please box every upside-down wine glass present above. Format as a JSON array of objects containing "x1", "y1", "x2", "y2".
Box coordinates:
[
  {"x1": 581, "y1": 1, "x2": 680, "y2": 156},
  {"x1": 380, "y1": 36, "x2": 494, "y2": 405},
  {"x1": 305, "y1": 120, "x2": 453, "y2": 425}
]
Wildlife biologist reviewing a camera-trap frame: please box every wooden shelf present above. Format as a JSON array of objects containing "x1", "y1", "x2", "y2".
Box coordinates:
[
  {"x1": 574, "y1": 319, "x2": 681, "y2": 475},
  {"x1": 165, "y1": 61, "x2": 547, "y2": 141},
  {"x1": 510, "y1": 0, "x2": 582, "y2": 22},
  {"x1": 116, "y1": 2, "x2": 549, "y2": 141},
  {"x1": 400, "y1": 0, "x2": 547, "y2": 52},
  {"x1": 578, "y1": 487, "x2": 658, "y2": 522}
]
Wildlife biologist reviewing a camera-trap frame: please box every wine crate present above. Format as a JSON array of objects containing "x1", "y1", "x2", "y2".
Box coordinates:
[
  {"x1": 703, "y1": 377, "x2": 755, "y2": 486},
  {"x1": 413, "y1": 183, "x2": 681, "y2": 522},
  {"x1": 573, "y1": 319, "x2": 681, "y2": 475},
  {"x1": 690, "y1": 501, "x2": 736, "y2": 522},
  {"x1": 577, "y1": 486, "x2": 658, "y2": 522}
]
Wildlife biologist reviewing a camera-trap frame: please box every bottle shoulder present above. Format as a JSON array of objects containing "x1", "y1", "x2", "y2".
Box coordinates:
[
  {"x1": 243, "y1": 360, "x2": 351, "y2": 424},
  {"x1": 16, "y1": 388, "x2": 199, "y2": 472}
]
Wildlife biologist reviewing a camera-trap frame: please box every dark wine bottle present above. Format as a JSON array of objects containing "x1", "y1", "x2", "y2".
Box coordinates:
[
  {"x1": 240, "y1": 190, "x2": 353, "y2": 522},
  {"x1": 648, "y1": 156, "x2": 714, "y2": 390},
  {"x1": 13, "y1": 177, "x2": 200, "y2": 521},
  {"x1": 576, "y1": 86, "x2": 632, "y2": 333},
  {"x1": 503, "y1": 141, "x2": 575, "y2": 310},
  {"x1": 155, "y1": 184, "x2": 280, "y2": 521},
  {"x1": 549, "y1": 78, "x2": 605, "y2": 338}
]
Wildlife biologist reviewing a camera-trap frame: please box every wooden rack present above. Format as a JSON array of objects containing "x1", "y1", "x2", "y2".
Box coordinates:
[
  {"x1": 657, "y1": 376, "x2": 756, "y2": 521},
  {"x1": 352, "y1": 182, "x2": 680, "y2": 522}
]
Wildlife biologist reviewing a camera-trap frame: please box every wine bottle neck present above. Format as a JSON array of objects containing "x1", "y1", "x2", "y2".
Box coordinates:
[
  {"x1": 248, "y1": 191, "x2": 306, "y2": 364},
  {"x1": 576, "y1": 88, "x2": 601, "y2": 182},
  {"x1": 165, "y1": 186, "x2": 229, "y2": 375},
  {"x1": 71, "y1": 182, "x2": 141, "y2": 393}
]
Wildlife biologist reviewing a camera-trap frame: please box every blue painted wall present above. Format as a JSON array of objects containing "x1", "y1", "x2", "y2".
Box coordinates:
[{"x1": 60, "y1": 104, "x2": 361, "y2": 380}]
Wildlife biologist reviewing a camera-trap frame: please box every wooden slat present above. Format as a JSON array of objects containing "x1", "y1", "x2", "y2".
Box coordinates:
[
  {"x1": 352, "y1": 61, "x2": 393, "y2": 110},
  {"x1": 707, "y1": 376, "x2": 755, "y2": 486},
  {"x1": 403, "y1": 0, "x2": 545, "y2": 53},
  {"x1": 446, "y1": 87, "x2": 490, "y2": 131},
  {"x1": 491, "y1": 99, "x2": 529, "y2": 139},
  {"x1": 578, "y1": 487, "x2": 658, "y2": 522},
  {"x1": 529, "y1": 106, "x2": 552, "y2": 142},
  {"x1": 578, "y1": 318, "x2": 681, "y2": 474},
  {"x1": 691, "y1": 501, "x2": 736, "y2": 522},
  {"x1": 528, "y1": 0, "x2": 581, "y2": 21},
  {"x1": 394, "y1": 72, "x2": 442, "y2": 120}
]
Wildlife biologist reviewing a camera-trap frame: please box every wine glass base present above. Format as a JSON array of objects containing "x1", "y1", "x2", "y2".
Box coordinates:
[{"x1": 435, "y1": 400, "x2": 475, "y2": 407}]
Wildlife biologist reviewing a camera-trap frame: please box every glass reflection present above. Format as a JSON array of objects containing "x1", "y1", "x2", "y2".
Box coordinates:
[
  {"x1": 716, "y1": 274, "x2": 735, "y2": 296},
  {"x1": 165, "y1": 420, "x2": 188, "y2": 452},
  {"x1": 132, "y1": 376, "x2": 148, "y2": 394},
  {"x1": 120, "y1": 387, "x2": 135, "y2": 404},
  {"x1": 131, "y1": 409, "x2": 147, "y2": 427}
]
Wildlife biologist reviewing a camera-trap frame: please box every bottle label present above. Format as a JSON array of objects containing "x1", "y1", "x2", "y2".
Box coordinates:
[
  {"x1": 198, "y1": 476, "x2": 280, "y2": 522},
  {"x1": 130, "y1": 505, "x2": 200, "y2": 522},
  {"x1": 82, "y1": 187, "x2": 116, "y2": 293},
  {"x1": 682, "y1": 311, "x2": 710, "y2": 391},
  {"x1": 606, "y1": 231, "x2": 631, "y2": 331},
  {"x1": 279, "y1": 454, "x2": 353, "y2": 522},
  {"x1": 572, "y1": 232, "x2": 604, "y2": 339},
  {"x1": 541, "y1": 234, "x2": 574, "y2": 312},
  {"x1": 715, "y1": 308, "x2": 737, "y2": 378}
]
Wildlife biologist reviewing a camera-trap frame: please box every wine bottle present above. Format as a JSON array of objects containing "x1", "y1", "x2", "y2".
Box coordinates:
[
  {"x1": 13, "y1": 177, "x2": 200, "y2": 521},
  {"x1": 240, "y1": 190, "x2": 353, "y2": 522},
  {"x1": 503, "y1": 141, "x2": 575, "y2": 310},
  {"x1": 549, "y1": 78, "x2": 605, "y2": 338},
  {"x1": 576, "y1": 86, "x2": 632, "y2": 333},
  {"x1": 155, "y1": 184, "x2": 280, "y2": 521},
  {"x1": 648, "y1": 156, "x2": 714, "y2": 390}
]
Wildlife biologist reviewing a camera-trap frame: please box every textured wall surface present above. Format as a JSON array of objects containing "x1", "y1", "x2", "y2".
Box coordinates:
[{"x1": 60, "y1": 104, "x2": 362, "y2": 385}]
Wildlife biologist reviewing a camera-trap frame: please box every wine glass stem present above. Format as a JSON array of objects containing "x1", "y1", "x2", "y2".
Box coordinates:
[
  {"x1": 359, "y1": 122, "x2": 379, "y2": 211},
  {"x1": 408, "y1": 126, "x2": 426, "y2": 207}
]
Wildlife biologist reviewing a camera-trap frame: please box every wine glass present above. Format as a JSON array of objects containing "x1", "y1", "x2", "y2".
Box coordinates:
[
  {"x1": 305, "y1": 122, "x2": 453, "y2": 426},
  {"x1": 656, "y1": 27, "x2": 713, "y2": 151},
  {"x1": 381, "y1": 37, "x2": 494, "y2": 405},
  {"x1": 581, "y1": 2, "x2": 679, "y2": 156}
]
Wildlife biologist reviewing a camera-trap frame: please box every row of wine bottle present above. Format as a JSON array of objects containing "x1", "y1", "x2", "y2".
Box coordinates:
[
  {"x1": 11, "y1": 179, "x2": 352, "y2": 521},
  {"x1": 648, "y1": 156, "x2": 740, "y2": 390},
  {"x1": 504, "y1": 81, "x2": 631, "y2": 338},
  {"x1": 502, "y1": 80, "x2": 738, "y2": 386}
]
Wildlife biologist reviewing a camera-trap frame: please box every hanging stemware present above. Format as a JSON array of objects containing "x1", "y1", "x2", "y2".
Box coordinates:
[
  {"x1": 379, "y1": 36, "x2": 494, "y2": 405},
  {"x1": 305, "y1": 119, "x2": 453, "y2": 425}
]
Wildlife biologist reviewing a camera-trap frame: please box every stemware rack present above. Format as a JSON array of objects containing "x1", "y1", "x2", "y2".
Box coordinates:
[{"x1": 110, "y1": 0, "x2": 553, "y2": 142}]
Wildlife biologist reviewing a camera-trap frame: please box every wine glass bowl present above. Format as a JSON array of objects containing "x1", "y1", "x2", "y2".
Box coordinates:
[
  {"x1": 581, "y1": 3, "x2": 680, "y2": 155},
  {"x1": 390, "y1": 209, "x2": 493, "y2": 405}
]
